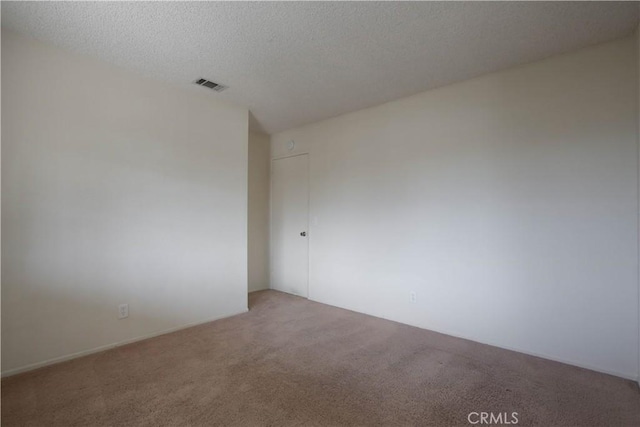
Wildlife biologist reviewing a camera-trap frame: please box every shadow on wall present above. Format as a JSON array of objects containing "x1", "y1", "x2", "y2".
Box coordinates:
[{"x1": 249, "y1": 111, "x2": 267, "y2": 135}]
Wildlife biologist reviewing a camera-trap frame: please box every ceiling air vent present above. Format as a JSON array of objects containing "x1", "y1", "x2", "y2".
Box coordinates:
[{"x1": 194, "y1": 78, "x2": 228, "y2": 92}]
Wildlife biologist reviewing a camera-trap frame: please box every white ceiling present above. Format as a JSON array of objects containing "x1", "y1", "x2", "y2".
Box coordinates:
[{"x1": 2, "y1": 2, "x2": 638, "y2": 134}]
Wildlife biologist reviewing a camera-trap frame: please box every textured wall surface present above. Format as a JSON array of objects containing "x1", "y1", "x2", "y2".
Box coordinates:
[
  {"x1": 272, "y1": 36, "x2": 639, "y2": 380},
  {"x1": 2, "y1": 31, "x2": 249, "y2": 375}
]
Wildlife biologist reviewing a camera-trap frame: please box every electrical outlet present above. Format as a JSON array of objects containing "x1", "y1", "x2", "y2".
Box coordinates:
[
  {"x1": 410, "y1": 292, "x2": 417, "y2": 303},
  {"x1": 118, "y1": 304, "x2": 129, "y2": 319}
]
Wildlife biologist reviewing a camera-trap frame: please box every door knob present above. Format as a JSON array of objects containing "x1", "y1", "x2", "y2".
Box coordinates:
[{"x1": 300, "y1": 231, "x2": 307, "y2": 237}]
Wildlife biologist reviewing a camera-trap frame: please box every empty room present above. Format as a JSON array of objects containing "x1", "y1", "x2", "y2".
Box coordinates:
[{"x1": 2, "y1": 1, "x2": 640, "y2": 426}]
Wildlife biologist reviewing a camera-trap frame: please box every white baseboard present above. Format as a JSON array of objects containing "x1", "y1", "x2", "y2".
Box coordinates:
[{"x1": 1, "y1": 308, "x2": 249, "y2": 378}]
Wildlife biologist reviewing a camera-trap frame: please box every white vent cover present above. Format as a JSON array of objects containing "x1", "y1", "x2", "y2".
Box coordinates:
[{"x1": 194, "y1": 78, "x2": 228, "y2": 92}]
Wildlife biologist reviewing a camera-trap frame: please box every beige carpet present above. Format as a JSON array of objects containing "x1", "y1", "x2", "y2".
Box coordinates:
[{"x1": 2, "y1": 290, "x2": 639, "y2": 426}]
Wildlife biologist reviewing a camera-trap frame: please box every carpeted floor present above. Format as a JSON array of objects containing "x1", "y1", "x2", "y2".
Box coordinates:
[{"x1": 2, "y1": 290, "x2": 639, "y2": 426}]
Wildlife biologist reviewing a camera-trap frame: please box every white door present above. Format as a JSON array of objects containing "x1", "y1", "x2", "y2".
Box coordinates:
[{"x1": 271, "y1": 154, "x2": 309, "y2": 297}]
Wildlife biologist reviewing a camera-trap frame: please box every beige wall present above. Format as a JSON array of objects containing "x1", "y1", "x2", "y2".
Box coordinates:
[
  {"x1": 248, "y1": 132, "x2": 270, "y2": 292},
  {"x1": 272, "y1": 36, "x2": 639, "y2": 380},
  {"x1": 1, "y1": 31, "x2": 249, "y2": 375}
]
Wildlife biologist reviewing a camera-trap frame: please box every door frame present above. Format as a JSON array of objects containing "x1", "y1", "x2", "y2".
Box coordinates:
[{"x1": 269, "y1": 152, "x2": 311, "y2": 298}]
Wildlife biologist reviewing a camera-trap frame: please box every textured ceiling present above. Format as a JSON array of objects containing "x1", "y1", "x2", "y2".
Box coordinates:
[{"x1": 2, "y1": 2, "x2": 638, "y2": 134}]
